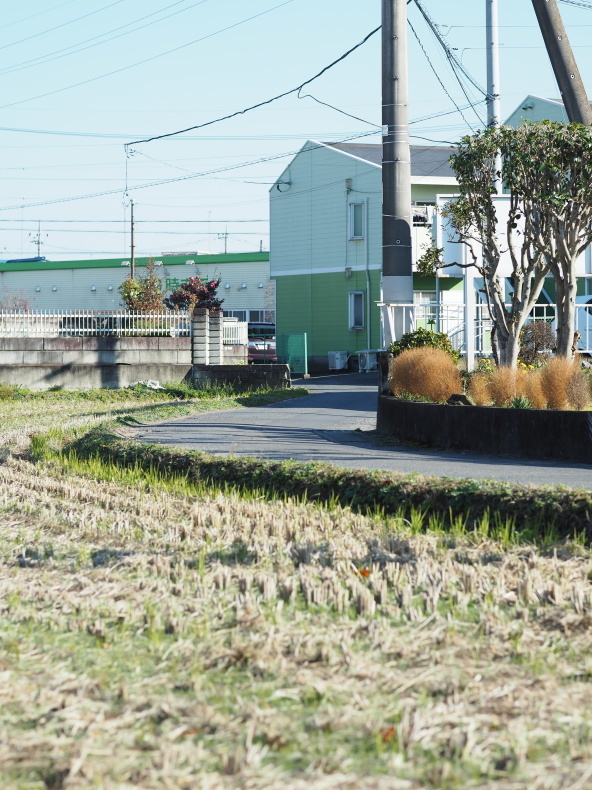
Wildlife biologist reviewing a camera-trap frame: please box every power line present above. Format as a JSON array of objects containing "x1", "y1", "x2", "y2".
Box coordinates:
[
  {"x1": 126, "y1": 25, "x2": 382, "y2": 146},
  {"x1": 0, "y1": 0, "x2": 125, "y2": 52},
  {"x1": 0, "y1": 131, "x2": 378, "y2": 212},
  {"x1": 0, "y1": 0, "x2": 78, "y2": 31},
  {"x1": 558, "y1": 0, "x2": 592, "y2": 8},
  {"x1": 0, "y1": 1, "x2": 294, "y2": 110},
  {"x1": 0, "y1": 0, "x2": 209, "y2": 77},
  {"x1": 408, "y1": 17, "x2": 479, "y2": 132}
]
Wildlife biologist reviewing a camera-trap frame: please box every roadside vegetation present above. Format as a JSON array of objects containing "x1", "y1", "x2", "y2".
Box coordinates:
[{"x1": 1, "y1": 385, "x2": 592, "y2": 788}]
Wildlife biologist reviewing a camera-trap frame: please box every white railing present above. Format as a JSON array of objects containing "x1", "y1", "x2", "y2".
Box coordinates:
[
  {"x1": 0, "y1": 310, "x2": 193, "y2": 337},
  {"x1": 0, "y1": 310, "x2": 249, "y2": 344},
  {"x1": 222, "y1": 320, "x2": 248, "y2": 345},
  {"x1": 381, "y1": 302, "x2": 592, "y2": 355}
]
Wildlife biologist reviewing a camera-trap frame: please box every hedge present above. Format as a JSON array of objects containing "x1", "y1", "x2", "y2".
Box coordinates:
[{"x1": 67, "y1": 426, "x2": 592, "y2": 542}]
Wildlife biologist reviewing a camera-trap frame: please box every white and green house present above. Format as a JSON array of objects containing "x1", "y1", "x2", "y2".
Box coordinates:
[{"x1": 269, "y1": 140, "x2": 460, "y2": 371}]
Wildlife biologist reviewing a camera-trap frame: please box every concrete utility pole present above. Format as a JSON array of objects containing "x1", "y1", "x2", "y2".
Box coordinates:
[
  {"x1": 130, "y1": 199, "x2": 136, "y2": 280},
  {"x1": 486, "y1": 0, "x2": 501, "y2": 129},
  {"x1": 382, "y1": 0, "x2": 413, "y2": 344},
  {"x1": 531, "y1": 0, "x2": 592, "y2": 125}
]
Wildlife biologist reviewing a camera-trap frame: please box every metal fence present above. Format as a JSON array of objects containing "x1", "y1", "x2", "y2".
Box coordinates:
[
  {"x1": 381, "y1": 302, "x2": 592, "y2": 356},
  {"x1": 0, "y1": 310, "x2": 248, "y2": 344}
]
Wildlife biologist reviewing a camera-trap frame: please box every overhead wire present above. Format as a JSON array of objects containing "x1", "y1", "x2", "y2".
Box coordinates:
[
  {"x1": 0, "y1": 0, "x2": 126, "y2": 52},
  {"x1": 0, "y1": 0, "x2": 209, "y2": 77},
  {"x1": 126, "y1": 25, "x2": 382, "y2": 146},
  {"x1": 0, "y1": 0, "x2": 295, "y2": 110},
  {"x1": 0, "y1": 130, "x2": 379, "y2": 212}
]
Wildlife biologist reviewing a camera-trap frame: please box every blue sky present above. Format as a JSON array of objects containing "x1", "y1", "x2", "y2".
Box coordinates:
[{"x1": 1, "y1": 0, "x2": 592, "y2": 260}]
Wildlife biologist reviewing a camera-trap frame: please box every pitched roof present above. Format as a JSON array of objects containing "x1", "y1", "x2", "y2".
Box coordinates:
[{"x1": 324, "y1": 142, "x2": 456, "y2": 178}]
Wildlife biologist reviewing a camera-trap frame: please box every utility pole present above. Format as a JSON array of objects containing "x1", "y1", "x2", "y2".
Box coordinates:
[
  {"x1": 486, "y1": 0, "x2": 501, "y2": 129},
  {"x1": 532, "y1": 0, "x2": 592, "y2": 125},
  {"x1": 130, "y1": 199, "x2": 136, "y2": 280},
  {"x1": 218, "y1": 227, "x2": 229, "y2": 254},
  {"x1": 382, "y1": 0, "x2": 413, "y2": 344}
]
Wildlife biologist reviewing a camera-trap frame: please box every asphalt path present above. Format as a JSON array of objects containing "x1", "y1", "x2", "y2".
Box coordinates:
[{"x1": 134, "y1": 373, "x2": 592, "y2": 490}]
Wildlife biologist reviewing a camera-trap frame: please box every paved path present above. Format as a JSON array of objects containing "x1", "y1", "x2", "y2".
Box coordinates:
[{"x1": 134, "y1": 373, "x2": 592, "y2": 490}]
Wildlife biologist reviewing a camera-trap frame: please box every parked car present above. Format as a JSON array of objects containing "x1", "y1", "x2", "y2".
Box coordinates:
[
  {"x1": 248, "y1": 321, "x2": 275, "y2": 339},
  {"x1": 248, "y1": 338, "x2": 277, "y2": 364}
]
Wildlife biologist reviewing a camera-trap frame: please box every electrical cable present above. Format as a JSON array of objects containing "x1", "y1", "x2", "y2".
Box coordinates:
[
  {"x1": 296, "y1": 88, "x2": 381, "y2": 128},
  {"x1": 0, "y1": 0, "x2": 209, "y2": 77},
  {"x1": 126, "y1": 25, "x2": 382, "y2": 147},
  {"x1": 0, "y1": 130, "x2": 379, "y2": 212},
  {"x1": 408, "y1": 18, "x2": 478, "y2": 132},
  {"x1": 558, "y1": 0, "x2": 592, "y2": 9},
  {"x1": 0, "y1": 0, "x2": 125, "y2": 52},
  {"x1": 0, "y1": 0, "x2": 78, "y2": 31},
  {"x1": 0, "y1": 0, "x2": 294, "y2": 111},
  {"x1": 412, "y1": 0, "x2": 488, "y2": 99}
]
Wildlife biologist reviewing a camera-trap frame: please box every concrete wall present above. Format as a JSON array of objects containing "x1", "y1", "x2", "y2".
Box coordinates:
[
  {"x1": 0, "y1": 363, "x2": 194, "y2": 391},
  {"x1": 0, "y1": 336, "x2": 192, "y2": 366}
]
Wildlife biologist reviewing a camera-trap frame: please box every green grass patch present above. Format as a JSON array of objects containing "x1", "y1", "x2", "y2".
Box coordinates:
[{"x1": 65, "y1": 424, "x2": 592, "y2": 543}]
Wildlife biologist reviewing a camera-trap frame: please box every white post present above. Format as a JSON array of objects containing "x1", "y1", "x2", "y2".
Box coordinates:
[{"x1": 463, "y1": 246, "x2": 476, "y2": 372}]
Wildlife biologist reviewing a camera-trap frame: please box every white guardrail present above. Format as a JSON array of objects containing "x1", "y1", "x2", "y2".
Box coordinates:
[
  {"x1": 381, "y1": 302, "x2": 592, "y2": 355},
  {"x1": 0, "y1": 310, "x2": 248, "y2": 344}
]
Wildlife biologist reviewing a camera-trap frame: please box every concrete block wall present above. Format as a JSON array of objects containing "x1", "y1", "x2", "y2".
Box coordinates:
[{"x1": 0, "y1": 336, "x2": 193, "y2": 365}]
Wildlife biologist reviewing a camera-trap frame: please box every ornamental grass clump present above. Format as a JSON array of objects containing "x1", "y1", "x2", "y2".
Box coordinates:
[
  {"x1": 523, "y1": 369, "x2": 547, "y2": 410},
  {"x1": 389, "y1": 347, "x2": 461, "y2": 403},
  {"x1": 468, "y1": 372, "x2": 491, "y2": 406},
  {"x1": 541, "y1": 357, "x2": 578, "y2": 411},
  {"x1": 488, "y1": 366, "x2": 517, "y2": 407},
  {"x1": 567, "y1": 368, "x2": 591, "y2": 411}
]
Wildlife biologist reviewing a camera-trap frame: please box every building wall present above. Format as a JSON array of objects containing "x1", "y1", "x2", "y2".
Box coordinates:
[
  {"x1": 0, "y1": 253, "x2": 273, "y2": 315},
  {"x1": 505, "y1": 96, "x2": 567, "y2": 128},
  {"x1": 270, "y1": 142, "x2": 459, "y2": 365}
]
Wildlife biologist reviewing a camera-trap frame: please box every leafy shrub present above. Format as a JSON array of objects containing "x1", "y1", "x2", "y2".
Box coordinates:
[
  {"x1": 389, "y1": 347, "x2": 462, "y2": 403},
  {"x1": 511, "y1": 396, "x2": 531, "y2": 409},
  {"x1": 118, "y1": 259, "x2": 166, "y2": 313},
  {"x1": 388, "y1": 327, "x2": 460, "y2": 363},
  {"x1": 468, "y1": 372, "x2": 491, "y2": 406},
  {"x1": 164, "y1": 276, "x2": 223, "y2": 312},
  {"x1": 488, "y1": 367, "x2": 517, "y2": 407},
  {"x1": 518, "y1": 321, "x2": 555, "y2": 367}
]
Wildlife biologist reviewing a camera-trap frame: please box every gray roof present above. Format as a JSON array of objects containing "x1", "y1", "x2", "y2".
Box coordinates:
[{"x1": 325, "y1": 142, "x2": 456, "y2": 178}]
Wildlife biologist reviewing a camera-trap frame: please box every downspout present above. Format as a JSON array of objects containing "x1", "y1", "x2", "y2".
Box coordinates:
[{"x1": 365, "y1": 197, "x2": 371, "y2": 349}]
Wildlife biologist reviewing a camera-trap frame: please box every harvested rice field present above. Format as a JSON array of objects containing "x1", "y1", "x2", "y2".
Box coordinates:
[{"x1": 1, "y1": 388, "x2": 592, "y2": 789}]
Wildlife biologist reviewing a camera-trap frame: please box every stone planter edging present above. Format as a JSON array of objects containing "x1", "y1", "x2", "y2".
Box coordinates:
[{"x1": 376, "y1": 352, "x2": 592, "y2": 464}]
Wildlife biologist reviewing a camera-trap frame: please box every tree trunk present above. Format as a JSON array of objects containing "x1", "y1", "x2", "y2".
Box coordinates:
[
  {"x1": 496, "y1": 324, "x2": 522, "y2": 367},
  {"x1": 553, "y1": 259, "x2": 578, "y2": 359}
]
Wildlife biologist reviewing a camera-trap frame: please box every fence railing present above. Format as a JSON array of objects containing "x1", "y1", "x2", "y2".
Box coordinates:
[
  {"x1": 0, "y1": 310, "x2": 249, "y2": 344},
  {"x1": 381, "y1": 302, "x2": 592, "y2": 355}
]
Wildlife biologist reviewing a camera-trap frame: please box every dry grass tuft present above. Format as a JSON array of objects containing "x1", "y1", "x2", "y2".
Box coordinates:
[
  {"x1": 541, "y1": 357, "x2": 578, "y2": 410},
  {"x1": 523, "y1": 369, "x2": 547, "y2": 410},
  {"x1": 488, "y1": 366, "x2": 517, "y2": 407},
  {"x1": 468, "y1": 372, "x2": 491, "y2": 406},
  {"x1": 567, "y1": 368, "x2": 591, "y2": 411},
  {"x1": 389, "y1": 347, "x2": 461, "y2": 403}
]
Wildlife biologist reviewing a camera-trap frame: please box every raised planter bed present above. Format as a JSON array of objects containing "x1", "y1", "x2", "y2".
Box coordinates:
[{"x1": 376, "y1": 352, "x2": 592, "y2": 464}]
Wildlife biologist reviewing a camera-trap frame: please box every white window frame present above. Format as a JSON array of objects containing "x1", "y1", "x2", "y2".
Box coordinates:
[
  {"x1": 348, "y1": 291, "x2": 365, "y2": 330},
  {"x1": 348, "y1": 202, "x2": 364, "y2": 240}
]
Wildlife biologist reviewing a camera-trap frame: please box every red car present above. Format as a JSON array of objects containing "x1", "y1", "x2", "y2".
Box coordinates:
[{"x1": 248, "y1": 338, "x2": 277, "y2": 364}]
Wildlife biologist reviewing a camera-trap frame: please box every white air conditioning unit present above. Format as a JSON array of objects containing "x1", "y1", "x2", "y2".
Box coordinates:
[
  {"x1": 328, "y1": 351, "x2": 348, "y2": 370},
  {"x1": 358, "y1": 349, "x2": 378, "y2": 373}
]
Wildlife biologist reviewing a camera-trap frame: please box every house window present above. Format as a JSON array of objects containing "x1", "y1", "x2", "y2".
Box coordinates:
[
  {"x1": 226, "y1": 310, "x2": 247, "y2": 321},
  {"x1": 414, "y1": 291, "x2": 437, "y2": 327},
  {"x1": 349, "y1": 291, "x2": 365, "y2": 330},
  {"x1": 348, "y1": 202, "x2": 364, "y2": 240}
]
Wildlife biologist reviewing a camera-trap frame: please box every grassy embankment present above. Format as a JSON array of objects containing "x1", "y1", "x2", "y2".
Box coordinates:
[{"x1": 1, "y1": 383, "x2": 592, "y2": 789}]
